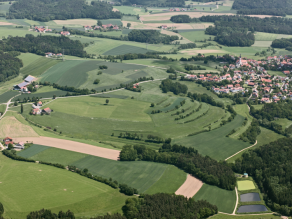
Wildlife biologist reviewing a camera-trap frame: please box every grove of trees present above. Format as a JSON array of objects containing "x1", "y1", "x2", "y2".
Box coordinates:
[
  {"x1": 0, "y1": 51, "x2": 23, "y2": 82},
  {"x1": 128, "y1": 30, "x2": 179, "y2": 44},
  {"x1": 160, "y1": 79, "x2": 188, "y2": 95},
  {"x1": 7, "y1": 0, "x2": 121, "y2": 21},
  {"x1": 170, "y1": 15, "x2": 192, "y2": 23}
]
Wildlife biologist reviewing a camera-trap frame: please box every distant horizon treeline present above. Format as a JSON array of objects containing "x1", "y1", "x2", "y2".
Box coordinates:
[{"x1": 7, "y1": 0, "x2": 121, "y2": 21}]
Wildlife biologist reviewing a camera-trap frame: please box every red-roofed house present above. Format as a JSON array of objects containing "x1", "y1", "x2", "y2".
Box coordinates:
[{"x1": 42, "y1": 108, "x2": 52, "y2": 115}]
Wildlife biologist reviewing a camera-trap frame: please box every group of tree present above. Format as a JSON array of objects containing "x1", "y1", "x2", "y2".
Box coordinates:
[
  {"x1": 27, "y1": 209, "x2": 75, "y2": 219},
  {"x1": 160, "y1": 79, "x2": 188, "y2": 95},
  {"x1": 118, "y1": 0, "x2": 185, "y2": 7},
  {"x1": 232, "y1": 0, "x2": 292, "y2": 16},
  {"x1": 0, "y1": 34, "x2": 87, "y2": 57},
  {"x1": 184, "y1": 64, "x2": 206, "y2": 71},
  {"x1": 7, "y1": 0, "x2": 121, "y2": 21},
  {"x1": 0, "y1": 51, "x2": 23, "y2": 82},
  {"x1": 128, "y1": 30, "x2": 179, "y2": 44},
  {"x1": 239, "y1": 119, "x2": 261, "y2": 144},
  {"x1": 232, "y1": 138, "x2": 292, "y2": 216},
  {"x1": 119, "y1": 144, "x2": 236, "y2": 190},
  {"x1": 170, "y1": 15, "x2": 193, "y2": 23},
  {"x1": 188, "y1": 92, "x2": 225, "y2": 109},
  {"x1": 271, "y1": 38, "x2": 292, "y2": 51},
  {"x1": 122, "y1": 193, "x2": 217, "y2": 219}
]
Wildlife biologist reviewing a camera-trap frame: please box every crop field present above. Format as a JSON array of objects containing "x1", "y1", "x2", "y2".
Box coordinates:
[
  {"x1": 0, "y1": 154, "x2": 128, "y2": 218},
  {"x1": 0, "y1": 26, "x2": 40, "y2": 38},
  {"x1": 174, "y1": 115, "x2": 250, "y2": 161},
  {"x1": 274, "y1": 118, "x2": 292, "y2": 129},
  {"x1": 0, "y1": 2, "x2": 11, "y2": 15},
  {"x1": 45, "y1": 96, "x2": 153, "y2": 122},
  {"x1": 268, "y1": 70, "x2": 286, "y2": 77},
  {"x1": 255, "y1": 32, "x2": 292, "y2": 41},
  {"x1": 39, "y1": 60, "x2": 164, "y2": 90},
  {"x1": 161, "y1": 97, "x2": 186, "y2": 112},
  {"x1": 20, "y1": 57, "x2": 61, "y2": 77},
  {"x1": 237, "y1": 180, "x2": 256, "y2": 191},
  {"x1": 0, "y1": 116, "x2": 38, "y2": 138},
  {"x1": 12, "y1": 90, "x2": 68, "y2": 102},
  {"x1": 193, "y1": 184, "x2": 236, "y2": 213},
  {"x1": 114, "y1": 6, "x2": 148, "y2": 15},
  {"x1": 17, "y1": 144, "x2": 50, "y2": 158},
  {"x1": 0, "y1": 90, "x2": 19, "y2": 103},
  {"x1": 17, "y1": 53, "x2": 42, "y2": 68},
  {"x1": 179, "y1": 30, "x2": 214, "y2": 42},
  {"x1": 17, "y1": 146, "x2": 186, "y2": 194},
  {"x1": 211, "y1": 213, "x2": 280, "y2": 219},
  {"x1": 103, "y1": 45, "x2": 155, "y2": 55},
  {"x1": 252, "y1": 41, "x2": 272, "y2": 47}
]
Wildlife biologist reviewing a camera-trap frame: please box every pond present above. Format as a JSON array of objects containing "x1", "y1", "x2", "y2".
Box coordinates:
[
  {"x1": 240, "y1": 193, "x2": 261, "y2": 202},
  {"x1": 237, "y1": 205, "x2": 268, "y2": 213}
]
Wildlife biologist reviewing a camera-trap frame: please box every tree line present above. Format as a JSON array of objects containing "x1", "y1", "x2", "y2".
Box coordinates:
[
  {"x1": 119, "y1": 0, "x2": 185, "y2": 7},
  {"x1": 239, "y1": 119, "x2": 261, "y2": 144},
  {"x1": 232, "y1": 0, "x2": 292, "y2": 16},
  {"x1": 0, "y1": 34, "x2": 88, "y2": 57},
  {"x1": 272, "y1": 38, "x2": 292, "y2": 51},
  {"x1": 232, "y1": 138, "x2": 292, "y2": 216},
  {"x1": 160, "y1": 79, "x2": 188, "y2": 95},
  {"x1": 0, "y1": 51, "x2": 23, "y2": 82},
  {"x1": 119, "y1": 144, "x2": 236, "y2": 190},
  {"x1": 7, "y1": 0, "x2": 121, "y2": 21},
  {"x1": 128, "y1": 30, "x2": 179, "y2": 44}
]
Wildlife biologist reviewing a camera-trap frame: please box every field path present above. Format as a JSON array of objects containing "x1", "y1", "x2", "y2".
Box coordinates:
[
  {"x1": 175, "y1": 174, "x2": 203, "y2": 198},
  {"x1": 232, "y1": 187, "x2": 238, "y2": 215},
  {"x1": 224, "y1": 140, "x2": 257, "y2": 161},
  {"x1": 0, "y1": 93, "x2": 20, "y2": 120},
  {"x1": 13, "y1": 136, "x2": 120, "y2": 160}
]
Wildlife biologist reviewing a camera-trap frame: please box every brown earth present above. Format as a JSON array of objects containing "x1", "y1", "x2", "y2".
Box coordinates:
[
  {"x1": 112, "y1": 8, "x2": 119, "y2": 12},
  {"x1": 54, "y1": 19, "x2": 97, "y2": 26},
  {"x1": 13, "y1": 136, "x2": 120, "y2": 160},
  {"x1": 0, "y1": 22, "x2": 16, "y2": 25},
  {"x1": 175, "y1": 174, "x2": 203, "y2": 198}
]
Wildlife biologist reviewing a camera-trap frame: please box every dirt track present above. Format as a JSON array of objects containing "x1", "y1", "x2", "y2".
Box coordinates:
[
  {"x1": 13, "y1": 136, "x2": 120, "y2": 160},
  {"x1": 175, "y1": 174, "x2": 203, "y2": 198}
]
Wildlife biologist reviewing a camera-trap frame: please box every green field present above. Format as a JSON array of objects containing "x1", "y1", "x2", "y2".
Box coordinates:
[
  {"x1": 0, "y1": 90, "x2": 19, "y2": 103},
  {"x1": 237, "y1": 180, "x2": 256, "y2": 191},
  {"x1": 0, "y1": 2, "x2": 11, "y2": 15},
  {"x1": 268, "y1": 70, "x2": 286, "y2": 77},
  {"x1": 0, "y1": 26, "x2": 40, "y2": 38},
  {"x1": 17, "y1": 53, "x2": 42, "y2": 68},
  {"x1": 17, "y1": 144, "x2": 50, "y2": 158},
  {"x1": 193, "y1": 184, "x2": 236, "y2": 213},
  {"x1": 0, "y1": 154, "x2": 128, "y2": 218},
  {"x1": 114, "y1": 6, "x2": 148, "y2": 15},
  {"x1": 18, "y1": 146, "x2": 186, "y2": 194},
  {"x1": 211, "y1": 213, "x2": 281, "y2": 219},
  {"x1": 255, "y1": 32, "x2": 292, "y2": 41},
  {"x1": 274, "y1": 118, "x2": 292, "y2": 129},
  {"x1": 20, "y1": 57, "x2": 61, "y2": 77},
  {"x1": 103, "y1": 45, "x2": 155, "y2": 55},
  {"x1": 12, "y1": 90, "x2": 68, "y2": 102},
  {"x1": 174, "y1": 115, "x2": 250, "y2": 160},
  {"x1": 252, "y1": 41, "x2": 272, "y2": 47},
  {"x1": 179, "y1": 30, "x2": 215, "y2": 42}
]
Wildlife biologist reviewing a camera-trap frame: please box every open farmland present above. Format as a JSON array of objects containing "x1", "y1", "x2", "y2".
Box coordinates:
[
  {"x1": 0, "y1": 154, "x2": 128, "y2": 219},
  {"x1": 103, "y1": 45, "x2": 155, "y2": 55},
  {"x1": 193, "y1": 184, "x2": 236, "y2": 213},
  {"x1": 53, "y1": 19, "x2": 122, "y2": 26},
  {"x1": 0, "y1": 90, "x2": 19, "y2": 103},
  {"x1": 16, "y1": 146, "x2": 186, "y2": 194},
  {"x1": 17, "y1": 53, "x2": 42, "y2": 68}
]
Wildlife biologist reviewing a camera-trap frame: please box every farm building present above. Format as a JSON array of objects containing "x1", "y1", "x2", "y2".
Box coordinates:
[
  {"x1": 3, "y1": 137, "x2": 13, "y2": 147},
  {"x1": 24, "y1": 75, "x2": 36, "y2": 83},
  {"x1": 42, "y1": 108, "x2": 52, "y2": 114},
  {"x1": 14, "y1": 82, "x2": 29, "y2": 90},
  {"x1": 32, "y1": 108, "x2": 41, "y2": 115},
  {"x1": 14, "y1": 142, "x2": 24, "y2": 149}
]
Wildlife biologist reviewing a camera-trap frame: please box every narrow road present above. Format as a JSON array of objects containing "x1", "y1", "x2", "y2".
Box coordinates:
[
  {"x1": 232, "y1": 187, "x2": 238, "y2": 215},
  {"x1": 0, "y1": 94, "x2": 20, "y2": 120},
  {"x1": 225, "y1": 140, "x2": 257, "y2": 161}
]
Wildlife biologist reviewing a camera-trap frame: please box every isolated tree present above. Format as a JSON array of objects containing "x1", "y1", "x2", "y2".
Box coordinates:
[
  {"x1": 106, "y1": 99, "x2": 109, "y2": 105},
  {"x1": 127, "y1": 23, "x2": 131, "y2": 28},
  {"x1": 151, "y1": 103, "x2": 155, "y2": 107},
  {"x1": 8, "y1": 143, "x2": 13, "y2": 150},
  {"x1": 21, "y1": 103, "x2": 23, "y2": 114},
  {"x1": 97, "y1": 20, "x2": 102, "y2": 26},
  {"x1": 53, "y1": 95, "x2": 56, "y2": 99},
  {"x1": 14, "y1": 101, "x2": 18, "y2": 106}
]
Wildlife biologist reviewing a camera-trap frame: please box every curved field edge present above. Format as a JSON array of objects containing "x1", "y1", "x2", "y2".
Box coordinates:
[
  {"x1": 193, "y1": 184, "x2": 236, "y2": 214},
  {"x1": 0, "y1": 154, "x2": 128, "y2": 219}
]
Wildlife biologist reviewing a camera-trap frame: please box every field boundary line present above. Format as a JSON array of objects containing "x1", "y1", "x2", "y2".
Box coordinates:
[
  {"x1": 0, "y1": 93, "x2": 20, "y2": 121},
  {"x1": 224, "y1": 140, "x2": 257, "y2": 161}
]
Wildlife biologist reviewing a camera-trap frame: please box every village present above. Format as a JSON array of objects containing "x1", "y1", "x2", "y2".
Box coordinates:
[{"x1": 185, "y1": 55, "x2": 292, "y2": 104}]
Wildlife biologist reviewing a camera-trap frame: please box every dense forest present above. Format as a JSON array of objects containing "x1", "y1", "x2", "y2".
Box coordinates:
[
  {"x1": 128, "y1": 30, "x2": 179, "y2": 44},
  {"x1": 27, "y1": 209, "x2": 75, "y2": 219},
  {"x1": 201, "y1": 15, "x2": 292, "y2": 46},
  {"x1": 118, "y1": 0, "x2": 185, "y2": 7},
  {"x1": 272, "y1": 38, "x2": 292, "y2": 51},
  {"x1": 232, "y1": 138, "x2": 292, "y2": 215},
  {"x1": 0, "y1": 34, "x2": 87, "y2": 57},
  {"x1": 120, "y1": 144, "x2": 236, "y2": 190},
  {"x1": 160, "y1": 79, "x2": 188, "y2": 95},
  {"x1": 170, "y1": 15, "x2": 192, "y2": 23},
  {"x1": 7, "y1": 0, "x2": 121, "y2": 21},
  {"x1": 123, "y1": 194, "x2": 217, "y2": 219},
  {"x1": 0, "y1": 51, "x2": 23, "y2": 82},
  {"x1": 232, "y1": 0, "x2": 292, "y2": 16}
]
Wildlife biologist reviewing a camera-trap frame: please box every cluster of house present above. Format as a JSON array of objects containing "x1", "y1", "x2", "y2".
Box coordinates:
[
  {"x1": 34, "y1": 26, "x2": 52, "y2": 33},
  {"x1": 3, "y1": 137, "x2": 24, "y2": 150},
  {"x1": 45, "y1": 52, "x2": 62, "y2": 58},
  {"x1": 61, "y1": 31, "x2": 70, "y2": 36},
  {"x1": 168, "y1": 8, "x2": 188, "y2": 11},
  {"x1": 32, "y1": 101, "x2": 52, "y2": 115},
  {"x1": 13, "y1": 75, "x2": 36, "y2": 93},
  {"x1": 84, "y1": 24, "x2": 119, "y2": 31},
  {"x1": 185, "y1": 55, "x2": 292, "y2": 103}
]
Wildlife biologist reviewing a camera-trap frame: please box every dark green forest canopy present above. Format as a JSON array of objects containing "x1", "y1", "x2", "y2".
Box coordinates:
[
  {"x1": 272, "y1": 38, "x2": 292, "y2": 51},
  {"x1": 118, "y1": 0, "x2": 185, "y2": 7},
  {"x1": 7, "y1": 0, "x2": 121, "y2": 21},
  {"x1": 0, "y1": 34, "x2": 87, "y2": 57},
  {"x1": 128, "y1": 30, "x2": 179, "y2": 44},
  {"x1": 232, "y1": 138, "x2": 292, "y2": 216},
  {"x1": 232, "y1": 0, "x2": 292, "y2": 16},
  {"x1": 0, "y1": 51, "x2": 23, "y2": 82},
  {"x1": 170, "y1": 15, "x2": 192, "y2": 23},
  {"x1": 123, "y1": 194, "x2": 217, "y2": 219}
]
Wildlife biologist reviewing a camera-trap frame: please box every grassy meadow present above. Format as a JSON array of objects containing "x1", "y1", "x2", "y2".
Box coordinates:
[{"x1": 0, "y1": 154, "x2": 128, "y2": 218}]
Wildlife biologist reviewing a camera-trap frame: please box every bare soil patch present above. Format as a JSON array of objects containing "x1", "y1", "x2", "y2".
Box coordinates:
[
  {"x1": 0, "y1": 117, "x2": 38, "y2": 138},
  {"x1": 141, "y1": 12, "x2": 234, "y2": 21},
  {"x1": 112, "y1": 8, "x2": 119, "y2": 12},
  {"x1": 54, "y1": 19, "x2": 97, "y2": 26},
  {"x1": 13, "y1": 136, "x2": 120, "y2": 160},
  {"x1": 175, "y1": 174, "x2": 203, "y2": 198},
  {"x1": 0, "y1": 22, "x2": 16, "y2": 26}
]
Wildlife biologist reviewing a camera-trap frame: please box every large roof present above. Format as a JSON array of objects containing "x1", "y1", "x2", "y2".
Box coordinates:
[
  {"x1": 17, "y1": 82, "x2": 29, "y2": 88},
  {"x1": 24, "y1": 75, "x2": 35, "y2": 82}
]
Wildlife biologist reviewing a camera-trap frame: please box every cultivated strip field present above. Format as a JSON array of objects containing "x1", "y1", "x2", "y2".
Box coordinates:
[
  {"x1": 175, "y1": 174, "x2": 203, "y2": 198},
  {"x1": 13, "y1": 136, "x2": 120, "y2": 160}
]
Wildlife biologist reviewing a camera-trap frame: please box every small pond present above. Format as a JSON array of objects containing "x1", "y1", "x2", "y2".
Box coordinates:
[
  {"x1": 240, "y1": 193, "x2": 261, "y2": 202},
  {"x1": 237, "y1": 205, "x2": 268, "y2": 213}
]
